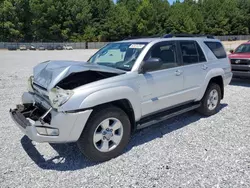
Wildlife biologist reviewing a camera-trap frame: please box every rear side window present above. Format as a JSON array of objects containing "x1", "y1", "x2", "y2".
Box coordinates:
[
  {"x1": 204, "y1": 41, "x2": 227, "y2": 59},
  {"x1": 180, "y1": 41, "x2": 206, "y2": 64}
]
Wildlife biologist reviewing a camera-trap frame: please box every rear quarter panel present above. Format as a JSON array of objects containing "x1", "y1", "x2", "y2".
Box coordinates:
[{"x1": 196, "y1": 40, "x2": 231, "y2": 100}]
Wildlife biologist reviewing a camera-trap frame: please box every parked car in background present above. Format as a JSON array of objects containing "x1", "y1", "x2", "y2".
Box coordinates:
[
  {"x1": 47, "y1": 45, "x2": 55, "y2": 50},
  {"x1": 19, "y1": 45, "x2": 27, "y2": 51},
  {"x1": 229, "y1": 41, "x2": 250, "y2": 78},
  {"x1": 38, "y1": 45, "x2": 46, "y2": 51},
  {"x1": 228, "y1": 37, "x2": 238, "y2": 41},
  {"x1": 63, "y1": 44, "x2": 73, "y2": 50},
  {"x1": 56, "y1": 45, "x2": 63, "y2": 50},
  {"x1": 29, "y1": 45, "x2": 36, "y2": 51},
  {"x1": 8, "y1": 45, "x2": 17, "y2": 51},
  {"x1": 10, "y1": 34, "x2": 232, "y2": 162}
]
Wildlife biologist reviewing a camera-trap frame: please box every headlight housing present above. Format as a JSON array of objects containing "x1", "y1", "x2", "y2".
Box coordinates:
[
  {"x1": 27, "y1": 76, "x2": 34, "y2": 92},
  {"x1": 48, "y1": 87, "x2": 74, "y2": 109}
]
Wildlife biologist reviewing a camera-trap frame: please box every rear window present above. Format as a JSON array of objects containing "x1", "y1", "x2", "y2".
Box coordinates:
[{"x1": 204, "y1": 41, "x2": 227, "y2": 59}]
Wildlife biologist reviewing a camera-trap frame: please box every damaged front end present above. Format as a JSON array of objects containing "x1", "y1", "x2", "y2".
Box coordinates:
[
  {"x1": 10, "y1": 92, "x2": 93, "y2": 143},
  {"x1": 9, "y1": 60, "x2": 124, "y2": 142},
  {"x1": 10, "y1": 104, "x2": 56, "y2": 136},
  {"x1": 28, "y1": 60, "x2": 124, "y2": 109},
  {"x1": 33, "y1": 60, "x2": 125, "y2": 90},
  {"x1": 56, "y1": 70, "x2": 120, "y2": 90},
  {"x1": 30, "y1": 60, "x2": 124, "y2": 108}
]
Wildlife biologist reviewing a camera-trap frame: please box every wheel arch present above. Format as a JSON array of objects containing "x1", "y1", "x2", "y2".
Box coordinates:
[
  {"x1": 91, "y1": 99, "x2": 137, "y2": 133},
  {"x1": 208, "y1": 76, "x2": 224, "y2": 99},
  {"x1": 78, "y1": 86, "x2": 141, "y2": 131},
  {"x1": 199, "y1": 75, "x2": 224, "y2": 100},
  {"x1": 197, "y1": 68, "x2": 225, "y2": 100}
]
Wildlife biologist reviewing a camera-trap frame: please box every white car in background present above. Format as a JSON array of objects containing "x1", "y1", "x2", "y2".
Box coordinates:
[
  {"x1": 19, "y1": 45, "x2": 27, "y2": 51},
  {"x1": 63, "y1": 44, "x2": 73, "y2": 50}
]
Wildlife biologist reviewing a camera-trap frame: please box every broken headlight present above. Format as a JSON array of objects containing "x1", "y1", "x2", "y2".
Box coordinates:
[
  {"x1": 27, "y1": 76, "x2": 34, "y2": 92},
  {"x1": 48, "y1": 87, "x2": 74, "y2": 108}
]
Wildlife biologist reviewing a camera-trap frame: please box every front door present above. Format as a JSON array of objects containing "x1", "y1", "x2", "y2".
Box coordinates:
[{"x1": 138, "y1": 41, "x2": 184, "y2": 116}]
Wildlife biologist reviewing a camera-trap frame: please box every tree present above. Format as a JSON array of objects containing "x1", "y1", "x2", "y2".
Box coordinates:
[
  {"x1": 166, "y1": 1, "x2": 204, "y2": 34},
  {"x1": 135, "y1": 0, "x2": 170, "y2": 36},
  {"x1": 1, "y1": 0, "x2": 250, "y2": 42},
  {"x1": 1, "y1": 0, "x2": 24, "y2": 41},
  {"x1": 104, "y1": 3, "x2": 133, "y2": 41},
  {"x1": 87, "y1": 0, "x2": 114, "y2": 40}
]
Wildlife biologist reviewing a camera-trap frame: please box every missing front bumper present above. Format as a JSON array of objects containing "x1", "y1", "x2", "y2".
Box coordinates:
[
  {"x1": 10, "y1": 104, "x2": 58, "y2": 137},
  {"x1": 10, "y1": 108, "x2": 31, "y2": 129},
  {"x1": 10, "y1": 99, "x2": 93, "y2": 143}
]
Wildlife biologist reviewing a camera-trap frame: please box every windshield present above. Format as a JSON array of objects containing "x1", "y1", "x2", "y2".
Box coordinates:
[
  {"x1": 235, "y1": 44, "x2": 250, "y2": 53},
  {"x1": 88, "y1": 42, "x2": 148, "y2": 71}
]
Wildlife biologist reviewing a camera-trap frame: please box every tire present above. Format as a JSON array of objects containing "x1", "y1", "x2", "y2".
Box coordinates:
[
  {"x1": 77, "y1": 105, "x2": 131, "y2": 162},
  {"x1": 197, "y1": 83, "x2": 222, "y2": 116}
]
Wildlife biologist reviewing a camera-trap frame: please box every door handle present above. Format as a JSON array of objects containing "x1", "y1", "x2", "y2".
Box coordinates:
[
  {"x1": 202, "y1": 64, "x2": 208, "y2": 70},
  {"x1": 175, "y1": 70, "x2": 182, "y2": 76}
]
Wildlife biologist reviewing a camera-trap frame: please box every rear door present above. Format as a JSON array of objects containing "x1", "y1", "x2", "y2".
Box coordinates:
[{"x1": 177, "y1": 40, "x2": 208, "y2": 101}]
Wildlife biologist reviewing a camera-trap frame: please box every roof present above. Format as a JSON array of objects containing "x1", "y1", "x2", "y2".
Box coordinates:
[
  {"x1": 116, "y1": 37, "x2": 219, "y2": 44},
  {"x1": 117, "y1": 38, "x2": 160, "y2": 43}
]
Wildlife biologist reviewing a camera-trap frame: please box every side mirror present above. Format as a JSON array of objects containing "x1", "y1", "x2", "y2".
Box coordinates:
[
  {"x1": 141, "y1": 58, "x2": 162, "y2": 73},
  {"x1": 230, "y1": 49, "x2": 234, "y2": 54}
]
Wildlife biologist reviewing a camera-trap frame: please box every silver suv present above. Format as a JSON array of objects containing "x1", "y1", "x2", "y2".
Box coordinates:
[{"x1": 10, "y1": 34, "x2": 232, "y2": 162}]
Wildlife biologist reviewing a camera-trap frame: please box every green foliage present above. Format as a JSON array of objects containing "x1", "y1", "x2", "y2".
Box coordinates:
[{"x1": 0, "y1": 0, "x2": 250, "y2": 42}]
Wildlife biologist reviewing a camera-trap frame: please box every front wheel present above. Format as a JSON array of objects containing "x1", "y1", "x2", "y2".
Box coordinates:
[
  {"x1": 197, "y1": 83, "x2": 222, "y2": 116},
  {"x1": 77, "y1": 105, "x2": 131, "y2": 162}
]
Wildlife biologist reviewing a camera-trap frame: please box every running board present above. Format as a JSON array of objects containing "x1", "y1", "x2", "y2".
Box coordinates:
[{"x1": 137, "y1": 102, "x2": 201, "y2": 130}]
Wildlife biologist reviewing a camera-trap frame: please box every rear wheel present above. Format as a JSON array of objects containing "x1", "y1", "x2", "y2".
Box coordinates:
[
  {"x1": 197, "y1": 83, "x2": 222, "y2": 116},
  {"x1": 77, "y1": 105, "x2": 131, "y2": 162}
]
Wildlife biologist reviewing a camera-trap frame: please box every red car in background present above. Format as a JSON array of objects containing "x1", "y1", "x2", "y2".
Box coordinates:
[{"x1": 229, "y1": 42, "x2": 250, "y2": 78}]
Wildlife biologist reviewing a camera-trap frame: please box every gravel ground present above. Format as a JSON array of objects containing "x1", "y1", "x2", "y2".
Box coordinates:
[{"x1": 0, "y1": 50, "x2": 250, "y2": 188}]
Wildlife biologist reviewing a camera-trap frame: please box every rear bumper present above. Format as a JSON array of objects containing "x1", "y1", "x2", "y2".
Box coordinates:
[{"x1": 10, "y1": 92, "x2": 93, "y2": 143}]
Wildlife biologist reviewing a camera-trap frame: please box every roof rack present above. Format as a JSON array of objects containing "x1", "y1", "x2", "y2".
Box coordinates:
[
  {"x1": 123, "y1": 35, "x2": 161, "y2": 40},
  {"x1": 162, "y1": 34, "x2": 215, "y2": 39}
]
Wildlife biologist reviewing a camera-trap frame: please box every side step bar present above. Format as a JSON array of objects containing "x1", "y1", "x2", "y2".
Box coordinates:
[{"x1": 137, "y1": 102, "x2": 201, "y2": 130}]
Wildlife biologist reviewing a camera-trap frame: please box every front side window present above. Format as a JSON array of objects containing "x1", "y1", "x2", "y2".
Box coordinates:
[
  {"x1": 180, "y1": 41, "x2": 206, "y2": 64},
  {"x1": 144, "y1": 41, "x2": 179, "y2": 71},
  {"x1": 88, "y1": 42, "x2": 148, "y2": 71}
]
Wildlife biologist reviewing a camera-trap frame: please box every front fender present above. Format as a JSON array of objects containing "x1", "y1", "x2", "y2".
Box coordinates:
[
  {"x1": 197, "y1": 68, "x2": 224, "y2": 100},
  {"x1": 79, "y1": 86, "x2": 141, "y2": 121}
]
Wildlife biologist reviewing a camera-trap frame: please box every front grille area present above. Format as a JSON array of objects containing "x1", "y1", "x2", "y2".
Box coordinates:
[
  {"x1": 230, "y1": 59, "x2": 250, "y2": 65},
  {"x1": 32, "y1": 82, "x2": 50, "y2": 101},
  {"x1": 33, "y1": 82, "x2": 47, "y2": 91}
]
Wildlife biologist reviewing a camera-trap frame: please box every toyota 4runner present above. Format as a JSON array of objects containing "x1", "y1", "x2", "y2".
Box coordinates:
[{"x1": 10, "y1": 34, "x2": 232, "y2": 162}]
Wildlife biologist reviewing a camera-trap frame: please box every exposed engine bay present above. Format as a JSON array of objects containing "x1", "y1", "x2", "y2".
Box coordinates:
[{"x1": 56, "y1": 70, "x2": 121, "y2": 90}]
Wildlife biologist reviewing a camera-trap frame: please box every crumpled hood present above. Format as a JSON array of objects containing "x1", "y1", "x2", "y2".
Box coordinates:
[{"x1": 33, "y1": 60, "x2": 125, "y2": 90}]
